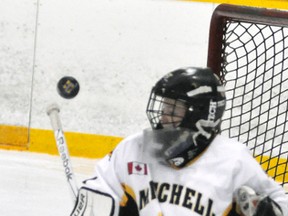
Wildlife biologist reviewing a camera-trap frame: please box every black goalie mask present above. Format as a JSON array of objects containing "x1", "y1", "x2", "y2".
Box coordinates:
[{"x1": 146, "y1": 67, "x2": 226, "y2": 168}]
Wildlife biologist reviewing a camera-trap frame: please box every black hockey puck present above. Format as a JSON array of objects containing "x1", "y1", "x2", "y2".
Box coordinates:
[{"x1": 57, "y1": 76, "x2": 80, "y2": 99}]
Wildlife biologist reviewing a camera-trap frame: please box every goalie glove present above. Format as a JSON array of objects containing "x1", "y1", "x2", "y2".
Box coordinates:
[
  {"x1": 235, "y1": 186, "x2": 283, "y2": 216},
  {"x1": 70, "y1": 187, "x2": 116, "y2": 216}
]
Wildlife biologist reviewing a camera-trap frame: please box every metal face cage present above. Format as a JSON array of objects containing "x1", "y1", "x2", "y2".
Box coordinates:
[{"x1": 146, "y1": 91, "x2": 187, "y2": 130}]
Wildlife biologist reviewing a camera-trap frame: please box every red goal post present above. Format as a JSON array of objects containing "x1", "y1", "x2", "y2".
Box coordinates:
[{"x1": 207, "y1": 4, "x2": 288, "y2": 191}]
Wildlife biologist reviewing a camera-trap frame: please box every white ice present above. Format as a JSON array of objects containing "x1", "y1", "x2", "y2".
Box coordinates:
[{"x1": 0, "y1": 149, "x2": 98, "y2": 216}]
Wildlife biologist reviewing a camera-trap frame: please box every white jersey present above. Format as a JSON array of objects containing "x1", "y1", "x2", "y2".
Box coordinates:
[{"x1": 83, "y1": 131, "x2": 288, "y2": 216}]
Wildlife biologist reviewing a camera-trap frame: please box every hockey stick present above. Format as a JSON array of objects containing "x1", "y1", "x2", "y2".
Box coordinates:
[{"x1": 47, "y1": 103, "x2": 78, "y2": 202}]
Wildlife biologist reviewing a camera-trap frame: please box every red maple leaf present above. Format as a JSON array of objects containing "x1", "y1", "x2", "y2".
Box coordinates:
[{"x1": 135, "y1": 165, "x2": 142, "y2": 171}]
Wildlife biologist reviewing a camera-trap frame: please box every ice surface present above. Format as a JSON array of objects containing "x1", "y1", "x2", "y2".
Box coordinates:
[{"x1": 0, "y1": 150, "x2": 97, "y2": 216}]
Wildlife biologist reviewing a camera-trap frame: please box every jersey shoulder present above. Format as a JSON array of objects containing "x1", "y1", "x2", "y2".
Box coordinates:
[
  {"x1": 111, "y1": 131, "x2": 145, "y2": 160},
  {"x1": 210, "y1": 134, "x2": 251, "y2": 159}
]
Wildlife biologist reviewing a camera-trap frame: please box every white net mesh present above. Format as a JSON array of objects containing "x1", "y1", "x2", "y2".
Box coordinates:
[{"x1": 208, "y1": 5, "x2": 288, "y2": 190}]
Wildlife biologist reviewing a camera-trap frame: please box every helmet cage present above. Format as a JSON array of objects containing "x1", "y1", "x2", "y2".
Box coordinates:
[{"x1": 146, "y1": 89, "x2": 188, "y2": 130}]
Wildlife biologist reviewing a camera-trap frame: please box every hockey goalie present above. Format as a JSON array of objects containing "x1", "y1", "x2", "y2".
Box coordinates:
[{"x1": 70, "y1": 67, "x2": 288, "y2": 216}]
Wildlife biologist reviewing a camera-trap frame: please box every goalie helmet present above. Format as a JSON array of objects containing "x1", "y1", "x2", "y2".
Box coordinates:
[{"x1": 146, "y1": 67, "x2": 226, "y2": 167}]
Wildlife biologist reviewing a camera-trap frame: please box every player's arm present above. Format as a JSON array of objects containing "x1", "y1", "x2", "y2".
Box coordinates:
[
  {"x1": 232, "y1": 146, "x2": 288, "y2": 216},
  {"x1": 234, "y1": 186, "x2": 284, "y2": 216}
]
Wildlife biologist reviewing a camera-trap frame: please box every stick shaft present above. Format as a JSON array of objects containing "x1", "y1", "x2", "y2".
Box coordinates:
[{"x1": 47, "y1": 104, "x2": 78, "y2": 201}]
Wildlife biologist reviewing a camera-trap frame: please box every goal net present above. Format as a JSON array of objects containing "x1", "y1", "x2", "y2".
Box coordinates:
[{"x1": 207, "y1": 4, "x2": 288, "y2": 191}]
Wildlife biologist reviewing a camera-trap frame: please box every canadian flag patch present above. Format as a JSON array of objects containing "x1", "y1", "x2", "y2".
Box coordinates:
[{"x1": 128, "y1": 162, "x2": 148, "y2": 175}]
